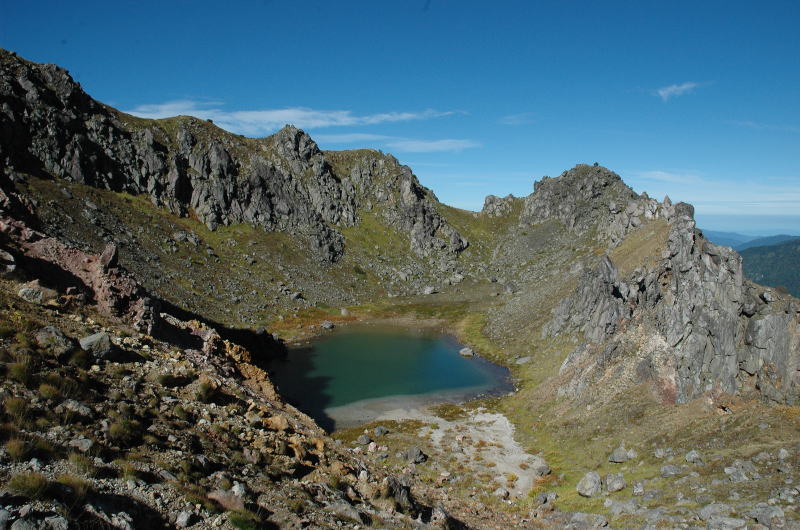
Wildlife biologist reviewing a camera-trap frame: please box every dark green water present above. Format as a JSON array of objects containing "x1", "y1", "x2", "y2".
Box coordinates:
[{"x1": 268, "y1": 325, "x2": 511, "y2": 431}]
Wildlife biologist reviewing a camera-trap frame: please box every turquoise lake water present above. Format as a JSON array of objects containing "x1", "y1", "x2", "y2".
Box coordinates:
[{"x1": 267, "y1": 325, "x2": 512, "y2": 431}]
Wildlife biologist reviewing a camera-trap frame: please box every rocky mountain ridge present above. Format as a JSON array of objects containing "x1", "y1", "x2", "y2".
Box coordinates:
[
  {"x1": 550, "y1": 201, "x2": 799, "y2": 405},
  {"x1": 0, "y1": 49, "x2": 465, "y2": 266}
]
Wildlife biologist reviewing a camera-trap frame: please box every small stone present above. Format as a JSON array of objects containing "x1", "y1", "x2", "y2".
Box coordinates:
[
  {"x1": 68, "y1": 437, "x2": 94, "y2": 453},
  {"x1": 208, "y1": 490, "x2": 244, "y2": 512},
  {"x1": 685, "y1": 449, "x2": 703, "y2": 464},
  {"x1": 356, "y1": 434, "x2": 372, "y2": 445},
  {"x1": 576, "y1": 471, "x2": 602, "y2": 497},
  {"x1": 570, "y1": 512, "x2": 608, "y2": 528},
  {"x1": 34, "y1": 326, "x2": 76, "y2": 356},
  {"x1": 778, "y1": 448, "x2": 790, "y2": 460},
  {"x1": 79, "y1": 332, "x2": 114, "y2": 359},
  {"x1": 18, "y1": 286, "x2": 44, "y2": 304},
  {"x1": 748, "y1": 504, "x2": 784, "y2": 526},
  {"x1": 403, "y1": 446, "x2": 427, "y2": 464},
  {"x1": 660, "y1": 464, "x2": 680, "y2": 478},
  {"x1": 699, "y1": 503, "x2": 733, "y2": 521},
  {"x1": 373, "y1": 425, "x2": 389, "y2": 437},
  {"x1": 10, "y1": 519, "x2": 38, "y2": 530},
  {"x1": 327, "y1": 501, "x2": 361, "y2": 522},
  {"x1": 633, "y1": 482, "x2": 644, "y2": 496},
  {"x1": 493, "y1": 487, "x2": 509, "y2": 499},
  {"x1": 459, "y1": 347, "x2": 474, "y2": 357},
  {"x1": 158, "y1": 469, "x2": 177, "y2": 482},
  {"x1": 175, "y1": 511, "x2": 192, "y2": 528},
  {"x1": 605, "y1": 472, "x2": 626, "y2": 492},
  {"x1": 609, "y1": 443, "x2": 631, "y2": 463},
  {"x1": 706, "y1": 516, "x2": 746, "y2": 529},
  {"x1": 231, "y1": 481, "x2": 247, "y2": 497},
  {"x1": 608, "y1": 498, "x2": 640, "y2": 516},
  {"x1": 321, "y1": 320, "x2": 334, "y2": 330}
]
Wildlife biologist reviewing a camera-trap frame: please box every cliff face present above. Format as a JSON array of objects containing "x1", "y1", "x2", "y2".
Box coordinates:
[
  {"x1": 548, "y1": 201, "x2": 800, "y2": 405},
  {"x1": 0, "y1": 49, "x2": 465, "y2": 264}
]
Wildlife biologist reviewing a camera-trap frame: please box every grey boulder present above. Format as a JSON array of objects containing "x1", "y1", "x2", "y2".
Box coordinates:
[
  {"x1": 576, "y1": 471, "x2": 602, "y2": 497},
  {"x1": 79, "y1": 331, "x2": 114, "y2": 359}
]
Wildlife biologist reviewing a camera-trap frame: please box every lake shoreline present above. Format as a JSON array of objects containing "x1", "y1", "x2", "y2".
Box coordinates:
[{"x1": 268, "y1": 322, "x2": 513, "y2": 431}]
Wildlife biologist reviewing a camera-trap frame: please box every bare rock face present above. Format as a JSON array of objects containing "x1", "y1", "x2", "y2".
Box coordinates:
[
  {"x1": 481, "y1": 194, "x2": 516, "y2": 217},
  {"x1": 0, "y1": 50, "x2": 466, "y2": 264},
  {"x1": 0, "y1": 214, "x2": 158, "y2": 332},
  {"x1": 549, "y1": 200, "x2": 800, "y2": 405},
  {"x1": 521, "y1": 164, "x2": 674, "y2": 246}
]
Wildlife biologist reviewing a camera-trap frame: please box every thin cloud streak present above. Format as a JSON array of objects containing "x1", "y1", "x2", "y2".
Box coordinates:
[
  {"x1": 730, "y1": 120, "x2": 800, "y2": 133},
  {"x1": 385, "y1": 138, "x2": 480, "y2": 153},
  {"x1": 317, "y1": 133, "x2": 480, "y2": 153},
  {"x1": 655, "y1": 81, "x2": 698, "y2": 101},
  {"x1": 124, "y1": 100, "x2": 458, "y2": 136},
  {"x1": 498, "y1": 112, "x2": 535, "y2": 125},
  {"x1": 626, "y1": 169, "x2": 800, "y2": 215}
]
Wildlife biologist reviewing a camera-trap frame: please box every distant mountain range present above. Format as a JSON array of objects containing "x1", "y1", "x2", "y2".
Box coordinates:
[
  {"x1": 703, "y1": 230, "x2": 800, "y2": 251},
  {"x1": 703, "y1": 230, "x2": 800, "y2": 297},
  {"x1": 740, "y1": 239, "x2": 800, "y2": 297}
]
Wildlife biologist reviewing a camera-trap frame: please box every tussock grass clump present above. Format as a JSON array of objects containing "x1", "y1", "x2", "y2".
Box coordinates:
[
  {"x1": 7, "y1": 356, "x2": 34, "y2": 386},
  {"x1": 4, "y1": 396, "x2": 28, "y2": 424},
  {"x1": 0, "y1": 325, "x2": 14, "y2": 339},
  {"x1": 195, "y1": 381, "x2": 218, "y2": 404},
  {"x1": 178, "y1": 483, "x2": 218, "y2": 512},
  {"x1": 5, "y1": 438, "x2": 28, "y2": 460},
  {"x1": 228, "y1": 511, "x2": 261, "y2": 530},
  {"x1": 113, "y1": 458, "x2": 139, "y2": 480},
  {"x1": 108, "y1": 418, "x2": 140, "y2": 446},
  {"x1": 38, "y1": 382, "x2": 62, "y2": 400},
  {"x1": 8, "y1": 472, "x2": 49, "y2": 499},
  {"x1": 30, "y1": 435, "x2": 55, "y2": 460},
  {"x1": 55, "y1": 474, "x2": 91, "y2": 506},
  {"x1": 68, "y1": 350, "x2": 91, "y2": 368},
  {"x1": 69, "y1": 452, "x2": 97, "y2": 476}
]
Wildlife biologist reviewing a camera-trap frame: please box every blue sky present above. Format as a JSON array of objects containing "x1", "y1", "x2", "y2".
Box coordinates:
[{"x1": 2, "y1": 0, "x2": 799, "y2": 234}]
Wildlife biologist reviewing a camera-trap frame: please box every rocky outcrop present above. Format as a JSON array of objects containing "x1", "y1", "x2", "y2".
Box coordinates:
[
  {"x1": 549, "y1": 202, "x2": 800, "y2": 405},
  {"x1": 481, "y1": 194, "x2": 516, "y2": 217},
  {"x1": 521, "y1": 164, "x2": 674, "y2": 246},
  {"x1": 0, "y1": 49, "x2": 465, "y2": 263},
  {"x1": 326, "y1": 150, "x2": 467, "y2": 261},
  {"x1": 0, "y1": 214, "x2": 158, "y2": 332}
]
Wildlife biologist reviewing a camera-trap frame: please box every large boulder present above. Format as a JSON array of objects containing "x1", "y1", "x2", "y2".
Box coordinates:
[
  {"x1": 79, "y1": 332, "x2": 114, "y2": 360},
  {"x1": 576, "y1": 471, "x2": 602, "y2": 497},
  {"x1": 34, "y1": 326, "x2": 75, "y2": 356}
]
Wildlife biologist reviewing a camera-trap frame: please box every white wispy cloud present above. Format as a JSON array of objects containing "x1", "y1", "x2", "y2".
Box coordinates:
[
  {"x1": 124, "y1": 100, "x2": 458, "y2": 136},
  {"x1": 498, "y1": 112, "x2": 535, "y2": 125},
  {"x1": 316, "y1": 133, "x2": 480, "y2": 153},
  {"x1": 654, "y1": 81, "x2": 699, "y2": 101},
  {"x1": 385, "y1": 138, "x2": 480, "y2": 153},
  {"x1": 633, "y1": 170, "x2": 706, "y2": 185},
  {"x1": 625, "y1": 169, "x2": 800, "y2": 216},
  {"x1": 730, "y1": 120, "x2": 800, "y2": 133},
  {"x1": 314, "y1": 133, "x2": 394, "y2": 143}
]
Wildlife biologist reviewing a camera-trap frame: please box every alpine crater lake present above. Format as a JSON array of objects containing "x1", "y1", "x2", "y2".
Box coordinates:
[{"x1": 268, "y1": 325, "x2": 513, "y2": 431}]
